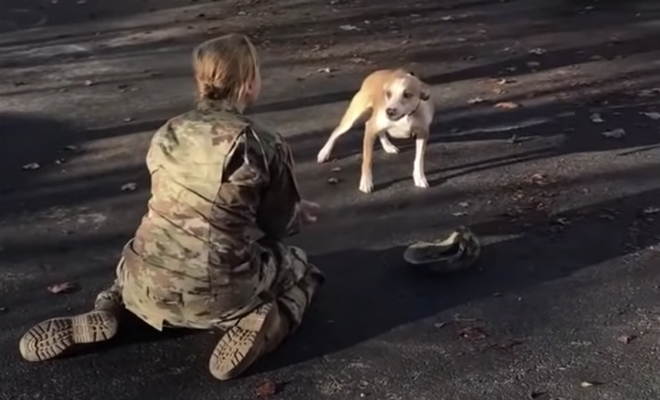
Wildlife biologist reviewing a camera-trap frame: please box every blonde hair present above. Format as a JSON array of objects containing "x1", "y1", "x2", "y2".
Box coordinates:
[{"x1": 192, "y1": 33, "x2": 259, "y2": 105}]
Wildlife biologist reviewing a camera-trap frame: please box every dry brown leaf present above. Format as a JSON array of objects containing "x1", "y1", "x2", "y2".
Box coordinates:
[
  {"x1": 618, "y1": 334, "x2": 636, "y2": 344},
  {"x1": 47, "y1": 282, "x2": 78, "y2": 294},
  {"x1": 256, "y1": 379, "x2": 278, "y2": 398},
  {"x1": 22, "y1": 162, "x2": 41, "y2": 170},
  {"x1": 643, "y1": 207, "x2": 660, "y2": 215},
  {"x1": 495, "y1": 101, "x2": 520, "y2": 109},
  {"x1": 339, "y1": 24, "x2": 360, "y2": 31},
  {"x1": 121, "y1": 182, "x2": 137, "y2": 192},
  {"x1": 459, "y1": 326, "x2": 487, "y2": 340},
  {"x1": 601, "y1": 128, "x2": 626, "y2": 139}
]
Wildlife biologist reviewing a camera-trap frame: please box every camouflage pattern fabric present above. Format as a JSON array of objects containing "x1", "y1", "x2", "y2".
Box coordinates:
[{"x1": 95, "y1": 99, "x2": 323, "y2": 332}]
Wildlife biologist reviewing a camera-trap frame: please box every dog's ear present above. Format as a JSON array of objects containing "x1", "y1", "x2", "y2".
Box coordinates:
[{"x1": 420, "y1": 83, "x2": 431, "y2": 101}]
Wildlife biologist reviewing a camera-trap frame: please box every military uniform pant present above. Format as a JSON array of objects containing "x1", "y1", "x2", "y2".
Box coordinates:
[{"x1": 94, "y1": 239, "x2": 323, "y2": 338}]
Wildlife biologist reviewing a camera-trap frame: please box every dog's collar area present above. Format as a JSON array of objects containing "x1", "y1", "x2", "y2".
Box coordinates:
[{"x1": 406, "y1": 99, "x2": 423, "y2": 117}]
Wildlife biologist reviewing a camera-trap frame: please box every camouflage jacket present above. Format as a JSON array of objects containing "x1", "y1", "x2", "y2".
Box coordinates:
[{"x1": 126, "y1": 99, "x2": 302, "y2": 311}]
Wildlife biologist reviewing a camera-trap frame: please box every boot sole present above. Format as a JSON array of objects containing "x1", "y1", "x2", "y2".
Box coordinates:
[
  {"x1": 209, "y1": 302, "x2": 276, "y2": 381},
  {"x1": 19, "y1": 310, "x2": 118, "y2": 362}
]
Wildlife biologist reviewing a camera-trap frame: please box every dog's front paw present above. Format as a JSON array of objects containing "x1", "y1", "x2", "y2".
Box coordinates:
[
  {"x1": 413, "y1": 174, "x2": 430, "y2": 189},
  {"x1": 359, "y1": 175, "x2": 374, "y2": 193},
  {"x1": 317, "y1": 147, "x2": 332, "y2": 164}
]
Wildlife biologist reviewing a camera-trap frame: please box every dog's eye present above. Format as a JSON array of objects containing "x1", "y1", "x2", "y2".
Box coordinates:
[
  {"x1": 386, "y1": 90, "x2": 392, "y2": 98},
  {"x1": 403, "y1": 91, "x2": 412, "y2": 99}
]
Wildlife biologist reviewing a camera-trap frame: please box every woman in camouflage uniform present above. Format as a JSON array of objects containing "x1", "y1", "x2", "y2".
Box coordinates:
[{"x1": 19, "y1": 33, "x2": 324, "y2": 381}]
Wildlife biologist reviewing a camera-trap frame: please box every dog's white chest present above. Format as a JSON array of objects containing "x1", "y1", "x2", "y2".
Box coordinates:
[
  {"x1": 375, "y1": 111, "x2": 415, "y2": 139},
  {"x1": 387, "y1": 115, "x2": 415, "y2": 138}
]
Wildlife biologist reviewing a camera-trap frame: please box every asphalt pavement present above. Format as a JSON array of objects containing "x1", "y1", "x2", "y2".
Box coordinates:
[{"x1": 1, "y1": 0, "x2": 660, "y2": 399}]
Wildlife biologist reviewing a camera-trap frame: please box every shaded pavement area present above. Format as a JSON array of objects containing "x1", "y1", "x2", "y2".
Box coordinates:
[{"x1": 2, "y1": 0, "x2": 660, "y2": 399}]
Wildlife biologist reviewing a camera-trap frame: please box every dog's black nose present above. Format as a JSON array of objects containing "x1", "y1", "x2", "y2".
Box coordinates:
[{"x1": 386, "y1": 108, "x2": 397, "y2": 117}]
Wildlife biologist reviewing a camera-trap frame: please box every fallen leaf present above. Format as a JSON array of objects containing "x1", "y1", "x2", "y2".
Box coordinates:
[
  {"x1": 327, "y1": 177, "x2": 339, "y2": 185},
  {"x1": 590, "y1": 113, "x2": 604, "y2": 123},
  {"x1": 641, "y1": 111, "x2": 660, "y2": 120},
  {"x1": 467, "y1": 96, "x2": 485, "y2": 104},
  {"x1": 121, "y1": 182, "x2": 137, "y2": 191},
  {"x1": 0, "y1": 307, "x2": 8, "y2": 313},
  {"x1": 124, "y1": 117, "x2": 133, "y2": 122},
  {"x1": 601, "y1": 128, "x2": 626, "y2": 139},
  {"x1": 452, "y1": 211, "x2": 467, "y2": 217},
  {"x1": 256, "y1": 380, "x2": 278, "y2": 398},
  {"x1": 638, "y1": 88, "x2": 660, "y2": 97},
  {"x1": 643, "y1": 207, "x2": 660, "y2": 215},
  {"x1": 47, "y1": 282, "x2": 78, "y2": 294},
  {"x1": 330, "y1": 166, "x2": 342, "y2": 172},
  {"x1": 459, "y1": 202, "x2": 470, "y2": 207},
  {"x1": 64, "y1": 145, "x2": 80, "y2": 152},
  {"x1": 496, "y1": 78, "x2": 513, "y2": 85},
  {"x1": 350, "y1": 57, "x2": 368, "y2": 64},
  {"x1": 494, "y1": 338, "x2": 524, "y2": 352},
  {"x1": 318, "y1": 67, "x2": 333, "y2": 74},
  {"x1": 529, "y1": 48, "x2": 546, "y2": 55},
  {"x1": 580, "y1": 381, "x2": 600, "y2": 388},
  {"x1": 459, "y1": 326, "x2": 487, "y2": 340},
  {"x1": 618, "y1": 334, "x2": 637, "y2": 344},
  {"x1": 22, "y1": 162, "x2": 41, "y2": 170},
  {"x1": 84, "y1": 79, "x2": 95, "y2": 86},
  {"x1": 339, "y1": 24, "x2": 360, "y2": 31},
  {"x1": 434, "y1": 322, "x2": 447, "y2": 329},
  {"x1": 530, "y1": 173, "x2": 546, "y2": 182},
  {"x1": 495, "y1": 101, "x2": 520, "y2": 109}
]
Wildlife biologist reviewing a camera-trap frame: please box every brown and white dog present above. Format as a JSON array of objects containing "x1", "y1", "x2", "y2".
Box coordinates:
[{"x1": 316, "y1": 68, "x2": 434, "y2": 193}]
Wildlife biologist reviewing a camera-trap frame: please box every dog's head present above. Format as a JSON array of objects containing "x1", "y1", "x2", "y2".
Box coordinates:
[{"x1": 383, "y1": 72, "x2": 431, "y2": 121}]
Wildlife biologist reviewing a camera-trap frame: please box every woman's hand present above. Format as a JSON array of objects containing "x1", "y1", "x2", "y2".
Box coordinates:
[{"x1": 300, "y1": 200, "x2": 320, "y2": 224}]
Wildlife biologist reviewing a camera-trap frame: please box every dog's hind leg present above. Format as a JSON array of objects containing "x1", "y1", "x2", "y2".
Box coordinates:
[{"x1": 317, "y1": 91, "x2": 371, "y2": 163}]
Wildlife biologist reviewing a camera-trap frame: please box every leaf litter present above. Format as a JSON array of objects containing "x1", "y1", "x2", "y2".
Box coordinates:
[
  {"x1": 459, "y1": 326, "x2": 488, "y2": 340},
  {"x1": 22, "y1": 162, "x2": 41, "y2": 170},
  {"x1": 601, "y1": 128, "x2": 626, "y2": 139},
  {"x1": 256, "y1": 379, "x2": 278, "y2": 398},
  {"x1": 495, "y1": 101, "x2": 520, "y2": 109},
  {"x1": 47, "y1": 282, "x2": 78, "y2": 294},
  {"x1": 618, "y1": 334, "x2": 637, "y2": 344}
]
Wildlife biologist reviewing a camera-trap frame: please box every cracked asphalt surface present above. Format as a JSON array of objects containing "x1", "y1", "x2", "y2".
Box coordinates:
[{"x1": 1, "y1": 0, "x2": 660, "y2": 399}]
